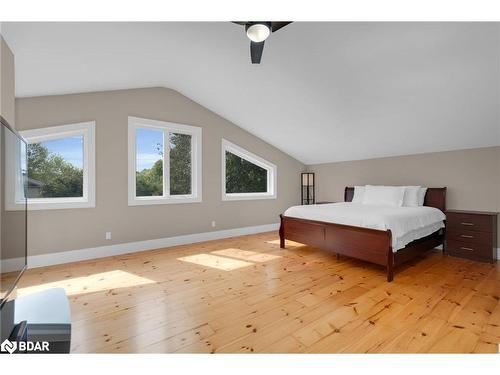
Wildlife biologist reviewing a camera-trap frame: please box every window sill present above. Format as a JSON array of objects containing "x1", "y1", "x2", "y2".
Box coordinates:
[
  {"x1": 222, "y1": 193, "x2": 277, "y2": 201},
  {"x1": 128, "y1": 196, "x2": 202, "y2": 206},
  {"x1": 6, "y1": 198, "x2": 95, "y2": 211}
]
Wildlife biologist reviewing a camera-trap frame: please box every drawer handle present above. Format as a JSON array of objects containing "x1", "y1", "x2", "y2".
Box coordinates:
[
  {"x1": 460, "y1": 222, "x2": 475, "y2": 226},
  {"x1": 460, "y1": 235, "x2": 474, "y2": 239},
  {"x1": 460, "y1": 246, "x2": 474, "y2": 252}
]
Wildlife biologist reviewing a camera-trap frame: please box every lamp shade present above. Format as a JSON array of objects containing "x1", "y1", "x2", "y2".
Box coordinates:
[
  {"x1": 307, "y1": 174, "x2": 314, "y2": 186},
  {"x1": 301, "y1": 173, "x2": 314, "y2": 186}
]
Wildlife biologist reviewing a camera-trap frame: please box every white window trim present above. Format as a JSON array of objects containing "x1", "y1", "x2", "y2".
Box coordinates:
[
  {"x1": 128, "y1": 117, "x2": 202, "y2": 206},
  {"x1": 221, "y1": 139, "x2": 277, "y2": 201},
  {"x1": 6, "y1": 121, "x2": 96, "y2": 211}
]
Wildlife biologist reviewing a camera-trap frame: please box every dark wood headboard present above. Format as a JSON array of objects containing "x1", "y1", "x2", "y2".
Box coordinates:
[{"x1": 344, "y1": 187, "x2": 447, "y2": 212}]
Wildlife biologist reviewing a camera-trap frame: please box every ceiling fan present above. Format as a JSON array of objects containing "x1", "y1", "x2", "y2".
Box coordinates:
[{"x1": 233, "y1": 21, "x2": 292, "y2": 64}]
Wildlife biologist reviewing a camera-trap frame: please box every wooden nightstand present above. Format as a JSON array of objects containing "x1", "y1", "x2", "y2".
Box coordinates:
[{"x1": 445, "y1": 209, "x2": 498, "y2": 263}]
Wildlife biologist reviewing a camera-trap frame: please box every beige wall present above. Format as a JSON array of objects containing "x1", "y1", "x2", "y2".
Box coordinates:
[
  {"x1": 14, "y1": 88, "x2": 304, "y2": 256},
  {"x1": 307, "y1": 146, "x2": 500, "y2": 245},
  {"x1": 0, "y1": 36, "x2": 15, "y2": 128},
  {"x1": 1, "y1": 36, "x2": 16, "y2": 265}
]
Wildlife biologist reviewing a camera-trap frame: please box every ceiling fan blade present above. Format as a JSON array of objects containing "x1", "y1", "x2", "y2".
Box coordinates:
[
  {"x1": 271, "y1": 22, "x2": 292, "y2": 32},
  {"x1": 250, "y1": 41, "x2": 265, "y2": 64},
  {"x1": 232, "y1": 21, "x2": 248, "y2": 26}
]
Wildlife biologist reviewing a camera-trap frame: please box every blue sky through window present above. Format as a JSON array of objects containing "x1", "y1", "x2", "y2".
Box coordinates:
[
  {"x1": 39, "y1": 136, "x2": 84, "y2": 168},
  {"x1": 136, "y1": 128, "x2": 163, "y2": 171}
]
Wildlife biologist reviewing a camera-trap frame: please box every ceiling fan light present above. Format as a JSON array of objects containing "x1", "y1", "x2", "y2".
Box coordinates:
[{"x1": 246, "y1": 23, "x2": 271, "y2": 43}]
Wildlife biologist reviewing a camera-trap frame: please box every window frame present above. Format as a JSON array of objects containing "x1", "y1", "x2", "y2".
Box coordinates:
[
  {"x1": 128, "y1": 117, "x2": 202, "y2": 206},
  {"x1": 221, "y1": 139, "x2": 277, "y2": 201},
  {"x1": 6, "y1": 121, "x2": 96, "y2": 211}
]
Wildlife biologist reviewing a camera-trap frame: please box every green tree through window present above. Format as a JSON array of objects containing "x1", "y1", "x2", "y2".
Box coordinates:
[
  {"x1": 27, "y1": 142, "x2": 84, "y2": 198},
  {"x1": 169, "y1": 133, "x2": 191, "y2": 195},
  {"x1": 136, "y1": 159, "x2": 163, "y2": 196},
  {"x1": 225, "y1": 151, "x2": 267, "y2": 193}
]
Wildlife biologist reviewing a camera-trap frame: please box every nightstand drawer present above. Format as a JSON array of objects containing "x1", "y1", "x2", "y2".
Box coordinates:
[
  {"x1": 446, "y1": 229, "x2": 492, "y2": 246},
  {"x1": 446, "y1": 240, "x2": 493, "y2": 261},
  {"x1": 446, "y1": 213, "x2": 493, "y2": 233}
]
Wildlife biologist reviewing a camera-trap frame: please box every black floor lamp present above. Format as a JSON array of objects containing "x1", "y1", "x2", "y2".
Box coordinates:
[{"x1": 301, "y1": 172, "x2": 315, "y2": 205}]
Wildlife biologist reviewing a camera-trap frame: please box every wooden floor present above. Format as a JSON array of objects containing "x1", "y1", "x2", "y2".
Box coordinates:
[{"x1": 16, "y1": 232, "x2": 500, "y2": 353}]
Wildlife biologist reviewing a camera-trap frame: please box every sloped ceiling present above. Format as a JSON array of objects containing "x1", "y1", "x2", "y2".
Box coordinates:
[{"x1": 1, "y1": 22, "x2": 499, "y2": 164}]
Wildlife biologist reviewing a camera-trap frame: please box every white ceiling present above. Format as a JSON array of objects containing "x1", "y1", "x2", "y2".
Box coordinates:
[{"x1": 1, "y1": 22, "x2": 499, "y2": 164}]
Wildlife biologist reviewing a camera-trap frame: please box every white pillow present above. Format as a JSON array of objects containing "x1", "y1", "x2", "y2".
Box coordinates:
[
  {"x1": 402, "y1": 186, "x2": 421, "y2": 207},
  {"x1": 352, "y1": 186, "x2": 365, "y2": 203},
  {"x1": 363, "y1": 185, "x2": 405, "y2": 207},
  {"x1": 417, "y1": 187, "x2": 428, "y2": 206}
]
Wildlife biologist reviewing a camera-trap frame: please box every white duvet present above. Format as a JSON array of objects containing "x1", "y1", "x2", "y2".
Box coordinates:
[{"x1": 284, "y1": 202, "x2": 446, "y2": 252}]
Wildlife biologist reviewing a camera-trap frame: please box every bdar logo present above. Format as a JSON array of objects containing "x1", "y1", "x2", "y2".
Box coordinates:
[
  {"x1": 1, "y1": 339, "x2": 49, "y2": 353},
  {"x1": 1, "y1": 339, "x2": 17, "y2": 354}
]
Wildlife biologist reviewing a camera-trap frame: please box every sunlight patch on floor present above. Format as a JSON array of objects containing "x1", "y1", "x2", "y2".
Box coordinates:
[
  {"x1": 177, "y1": 253, "x2": 253, "y2": 271},
  {"x1": 266, "y1": 239, "x2": 305, "y2": 247},
  {"x1": 17, "y1": 270, "x2": 156, "y2": 297},
  {"x1": 211, "y1": 248, "x2": 281, "y2": 262}
]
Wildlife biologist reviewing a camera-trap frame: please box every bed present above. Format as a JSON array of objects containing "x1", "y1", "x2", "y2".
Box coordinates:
[{"x1": 279, "y1": 187, "x2": 447, "y2": 281}]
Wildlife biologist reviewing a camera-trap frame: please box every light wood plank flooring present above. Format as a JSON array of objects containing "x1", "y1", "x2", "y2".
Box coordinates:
[{"x1": 15, "y1": 232, "x2": 500, "y2": 353}]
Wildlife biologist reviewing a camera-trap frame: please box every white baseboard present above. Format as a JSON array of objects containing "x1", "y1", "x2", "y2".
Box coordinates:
[{"x1": 1, "y1": 223, "x2": 280, "y2": 272}]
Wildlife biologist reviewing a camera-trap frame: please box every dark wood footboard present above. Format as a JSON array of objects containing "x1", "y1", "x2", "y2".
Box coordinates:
[{"x1": 280, "y1": 214, "x2": 395, "y2": 281}]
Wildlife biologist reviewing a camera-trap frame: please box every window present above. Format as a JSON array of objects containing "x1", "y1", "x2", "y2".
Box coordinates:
[
  {"x1": 222, "y1": 139, "x2": 277, "y2": 201},
  {"x1": 6, "y1": 122, "x2": 96, "y2": 210},
  {"x1": 128, "y1": 117, "x2": 202, "y2": 205}
]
